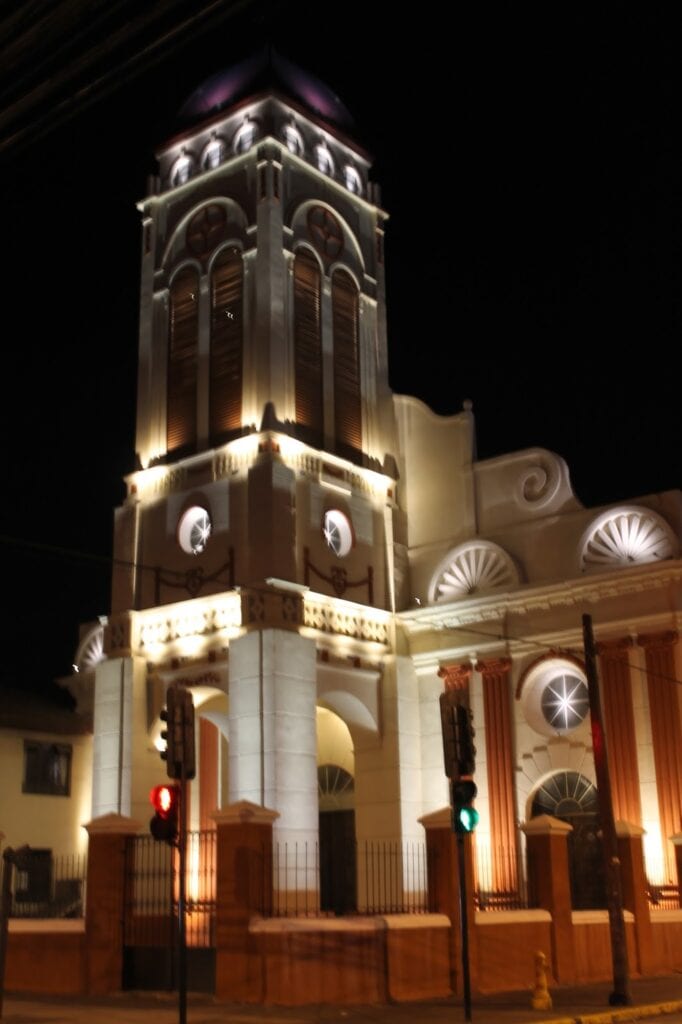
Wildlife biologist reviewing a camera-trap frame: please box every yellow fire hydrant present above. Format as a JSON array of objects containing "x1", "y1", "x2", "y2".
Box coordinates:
[{"x1": 531, "y1": 950, "x2": 553, "y2": 1010}]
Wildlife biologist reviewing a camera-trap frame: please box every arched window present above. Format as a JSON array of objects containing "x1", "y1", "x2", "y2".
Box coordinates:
[
  {"x1": 293, "y1": 248, "x2": 323, "y2": 444},
  {"x1": 332, "y1": 269, "x2": 361, "y2": 457},
  {"x1": 210, "y1": 247, "x2": 243, "y2": 439},
  {"x1": 167, "y1": 267, "x2": 199, "y2": 452}
]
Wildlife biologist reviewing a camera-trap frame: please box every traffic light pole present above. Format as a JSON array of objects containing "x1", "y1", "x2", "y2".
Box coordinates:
[
  {"x1": 177, "y1": 766, "x2": 188, "y2": 1024},
  {"x1": 455, "y1": 819, "x2": 473, "y2": 1023},
  {"x1": 582, "y1": 613, "x2": 631, "y2": 1006}
]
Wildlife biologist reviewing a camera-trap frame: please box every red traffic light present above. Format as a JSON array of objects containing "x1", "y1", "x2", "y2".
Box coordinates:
[
  {"x1": 149, "y1": 784, "x2": 180, "y2": 843},
  {"x1": 150, "y1": 783, "x2": 178, "y2": 817}
]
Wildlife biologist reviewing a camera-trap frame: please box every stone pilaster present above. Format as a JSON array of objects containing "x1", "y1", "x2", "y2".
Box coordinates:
[
  {"x1": 598, "y1": 639, "x2": 642, "y2": 826},
  {"x1": 638, "y1": 631, "x2": 682, "y2": 883},
  {"x1": 476, "y1": 657, "x2": 517, "y2": 894}
]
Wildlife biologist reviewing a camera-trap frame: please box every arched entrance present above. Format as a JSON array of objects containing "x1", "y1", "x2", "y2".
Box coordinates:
[
  {"x1": 531, "y1": 770, "x2": 607, "y2": 909},
  {"x1": 317, "y1": 708, "x2": 355, "y2": 915}
]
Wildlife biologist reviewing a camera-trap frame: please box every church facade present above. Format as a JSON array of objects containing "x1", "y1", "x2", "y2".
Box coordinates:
[{"x1": 15, "y1": 54, "x2": 682, "y2": 921}]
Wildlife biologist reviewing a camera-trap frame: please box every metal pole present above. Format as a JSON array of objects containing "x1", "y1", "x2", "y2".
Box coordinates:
[
  {"x1": 178, "y1": 769, "x2": 187, "y2": 1024},
  {"x1": 0, "y1": 851, "x2": 14, "y2": 1020},
  {"x1": 582, "y1": 613, "x2": 631, "y2": 1006},
  {"x1": 453, "y1": 786, "x2": 473, "y2": 1023}
]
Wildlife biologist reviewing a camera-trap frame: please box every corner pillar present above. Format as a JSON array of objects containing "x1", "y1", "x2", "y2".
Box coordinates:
[
  {"x1": 521, "y1": 815, "x2": 575, "y2": 984},
  {"x1": 615, "y1": 821, "x2": 655, "y2": 974},
  {"x1": 420, "y1": 807, "x2": 477, "y2": 996},
  {"x1": 84, "y1": 813, "x2": 140, "y2": 995},
  {"x1": 213, "y1": 801, "x2": 278, "y2": 1002}
]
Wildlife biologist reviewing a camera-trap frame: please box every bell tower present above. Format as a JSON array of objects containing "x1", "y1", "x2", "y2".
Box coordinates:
[{"x1": 114, "y1": 49, "x2": 400, "y2": 615}]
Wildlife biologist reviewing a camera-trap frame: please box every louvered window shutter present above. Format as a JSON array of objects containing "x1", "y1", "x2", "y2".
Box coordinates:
[
  {"x1": 210, "y1": 247, "x2": 243, "y2": 438},
  {"x1": 293, "y1": 249, "x2": 323, "y2": 444},
  {"x1": 167, "y1": 267, "x2": 199, "y2": 453},
  {"x1": 332, "y1": 269, "x2": 361, "y2": 456}
]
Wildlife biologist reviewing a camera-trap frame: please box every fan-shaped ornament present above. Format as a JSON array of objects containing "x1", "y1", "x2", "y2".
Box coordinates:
[
  {"x1": 580, "y1": 506, "x2": 677, "y2": 571},
  {"x1": 74, "y1": 622, "x2": 106, "y2": 674},
  {"x1": 429, "y1": 540, "x2": 519, "y2": 602}
]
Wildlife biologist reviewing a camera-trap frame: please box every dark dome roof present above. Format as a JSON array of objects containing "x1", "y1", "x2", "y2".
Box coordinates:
[{"x1": 178, "y1": 48, "x2": 353, "y2": 130}]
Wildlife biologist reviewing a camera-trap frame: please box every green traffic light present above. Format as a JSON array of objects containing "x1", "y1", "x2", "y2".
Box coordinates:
[{"x1": 458, "y1": 806, "x2": 480, "y2": 832}]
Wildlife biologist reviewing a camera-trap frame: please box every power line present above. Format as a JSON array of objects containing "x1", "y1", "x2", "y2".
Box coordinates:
[{"x1": 0, "y1": 0, "x2": 258, "y2": 160}]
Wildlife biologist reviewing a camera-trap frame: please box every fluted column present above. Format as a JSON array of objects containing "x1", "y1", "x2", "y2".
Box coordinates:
[
  {"x1": 638, "y1": 631, "x2": 682, "y2": 884},
  {"x1": 597, "y1": 638, "x2": 642, "y2": 826},
  {"x1": 476, "y1": 657, "x2": 517, "y2": 893}
]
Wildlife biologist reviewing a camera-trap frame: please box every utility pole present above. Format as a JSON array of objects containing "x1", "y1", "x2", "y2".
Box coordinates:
[{"x1": 582, "y1": 613, "x2": 631, "y2": 1006}]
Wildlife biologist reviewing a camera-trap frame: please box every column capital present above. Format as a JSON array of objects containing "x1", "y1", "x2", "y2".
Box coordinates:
[
  {"x1": 637, "y1": 630, "x2": 679, "y2": 651},
  {"x1": 437, "y1": 662, "x2": 471, "y2": 691},
  {"x1": 475, "y1": 657, "x2": 512, "y2": 678},
  {"x1": 597, "y1": 637, "x2": 634, "y2": 659}
]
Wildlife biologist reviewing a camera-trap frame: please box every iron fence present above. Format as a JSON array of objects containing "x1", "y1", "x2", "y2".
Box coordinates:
[
  {"x1": 645, "y1": 880, "x2": 681, "y2": 910},
  {"x1": 265, "y1": 838, "x2": 435, "y2": 917},
  {"x1": 474, "y1": 844, "x2": 530, "y2": 911},
  {"x1": 124, "y1": 830, "x2": 216, "y2": 948},
  {"x1": 10, "y1": 850, "x2": 86, "y2": 919},
  {"x1": 643, "y1": 850, "x2": 681, "y2": 910}
]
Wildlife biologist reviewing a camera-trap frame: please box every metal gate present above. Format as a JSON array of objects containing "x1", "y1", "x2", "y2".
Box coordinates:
[
  {"x1": 568, "y1": 815, "x2": 607, "y2": 909},
  {"x1": 122, "y1": 830, "x2": 216, "y2": 992}
]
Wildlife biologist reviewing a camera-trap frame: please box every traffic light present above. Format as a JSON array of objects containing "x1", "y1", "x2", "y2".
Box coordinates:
[
  {"x1": 455, "y1": 703, "x2": 476, "y2": 777},
  {"x1": 439, "y1": 690, "x2": 460, "y2": 779},
  {"x1": 159, "y1": 685, "x2": 196, "y2": 780},
  {"x1": 452, "y1": 778, "x2": 479, "y2": 833},
  {"x1": 149, "y1": 783, "x2": 180, "y2": 843},
  {"x1": 159, "y1": 685, "x2": 178, "y2": 776}
]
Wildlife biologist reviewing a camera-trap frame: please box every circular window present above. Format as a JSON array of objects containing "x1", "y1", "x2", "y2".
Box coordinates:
[
  {"x1": 541, "y1": 673, "x2": 589, "y2": 732},
  {"x1": 178, "y1": 506, "x2": 212, "y2": 555},
  {"x1": 518, "y1": 656, "x2": 589, "y2": 738},
  {"x1": 323, "y1": 510, "x2": 353, "y2": 557}
]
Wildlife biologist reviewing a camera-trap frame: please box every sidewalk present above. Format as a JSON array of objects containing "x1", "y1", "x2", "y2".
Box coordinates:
[{"x1": 2, "y1": 973, "x2": 682, "y2": 1024}]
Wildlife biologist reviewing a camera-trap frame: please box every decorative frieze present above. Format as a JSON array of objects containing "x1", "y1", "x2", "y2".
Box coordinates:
[{"x1": 303, "y1": 596, "x2": 389, "y2": 645}]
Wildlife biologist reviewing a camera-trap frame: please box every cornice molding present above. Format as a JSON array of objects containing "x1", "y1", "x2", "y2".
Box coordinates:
[{"x1": 399, "y1": 561, "x2": 682, "y2": 633}]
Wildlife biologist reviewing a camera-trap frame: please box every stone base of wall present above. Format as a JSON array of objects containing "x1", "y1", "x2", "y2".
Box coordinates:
[{"x1": 5, "y1": 910, "x2": 682, "y2": 1003}]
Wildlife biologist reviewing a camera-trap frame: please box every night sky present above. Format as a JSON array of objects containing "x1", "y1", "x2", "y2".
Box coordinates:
[{"x1": 1, "y1": 4, "x2": 680, "y2": 696}]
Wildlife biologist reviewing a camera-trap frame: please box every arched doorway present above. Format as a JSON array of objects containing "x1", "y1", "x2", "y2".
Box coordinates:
[
  {"x1": 317, "y1": 709, "x2": 355, "y2": 914},
  {"x1": 318, "y1": 764, "x2": 356, "y2": 914},
  {"x1": 531, "y1": 770, "x2": 607, "y2": 909}
]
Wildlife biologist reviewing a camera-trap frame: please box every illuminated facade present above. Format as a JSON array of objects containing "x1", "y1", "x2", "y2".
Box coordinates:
[{"x1": 62, "y1": 53, "x2": 682, "y2": 905}]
